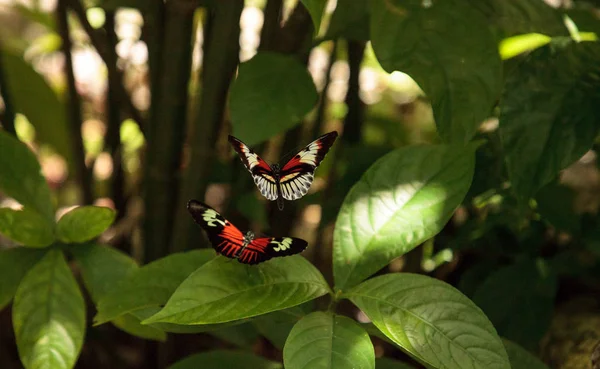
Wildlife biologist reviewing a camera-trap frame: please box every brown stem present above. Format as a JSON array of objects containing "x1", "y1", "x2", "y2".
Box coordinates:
[
  {"x1": 170, "y1": 1, "x2": 244, "y2": 253},
  {"x1": 67, "y1": 0, "x2": 146, "y2": 133},
  {"x1": 57, "y1": 0, "x2": 93, "y2": 204},
  {"x1": 342, "y1": 40, "x2": 366, "y2": 145},
  {"x1": 0, "y1": 43, "x2": 16, "y2": 136}
]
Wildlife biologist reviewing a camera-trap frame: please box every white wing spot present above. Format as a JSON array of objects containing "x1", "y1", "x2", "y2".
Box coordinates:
[
  {"x1": 202, "y1": 209, "x2": 226, "y2": 227},
  {"x1": 272, "y1": 238, "x2": 293, "y2": 252}
]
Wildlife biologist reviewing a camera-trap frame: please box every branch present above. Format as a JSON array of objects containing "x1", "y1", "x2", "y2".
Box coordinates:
[
  {"x1": 170, "y1": 0, "x2": 244, "y2": 253},
  {"x1": 67, "y1": 0, "x2": 146, "y2": 134},
  {"x1": 57, "y1": 0, "x2": 93, "y2": 204},
  {"x1": 0, "y1": 43, "x2": 16, "y2": 136},
  {"x1": 342, "y1": 40, "x2": 366, "y2": 144}
]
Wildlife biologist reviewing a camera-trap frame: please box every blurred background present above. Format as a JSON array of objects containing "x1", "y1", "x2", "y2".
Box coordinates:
[{"x1": 1, "y1": 0, "x2": 600, "y2": 368}]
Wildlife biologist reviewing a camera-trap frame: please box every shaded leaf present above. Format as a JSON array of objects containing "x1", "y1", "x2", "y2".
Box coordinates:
[
  {"x1": 326, "y1": 0, "x2": 369, "y2": 41},
  {"x1": 1, "y1": 51, "x2": 72, "y2": 164},
  {"x1": 0, "y1": 207, "x2": 55, "y2": 247},
  {"x1": 229, "y1": 52, "x2": 318, "y2": 146},
  {"x1": 473, "y1": 260, "x2": 557, "y2": 350},
  {"x1": 95, "y1": 249, "x2": 215, "y2": 324},
  {"x1": 143, "y1": 256, "x2": 330, "y2": 325},
  {"x1": 300, "y1": 0, "x2": 327, "y2": 35},
  {"x1": 210, "y1": 323, "x2": 259, "y2": 347},
  {"x1": 57, "y1": 206, "x2": 116, "y2": 243},
  {"x1": 283, "y1": 312, "x2": 374, "y2": 369},
  {"x1": 253, "y1": 308, "x2": 306, "y2": 349},
  {"x1": 0, "y1": 131, "x2": 54, "y2": 220},
  {"x1": 168, "y1": 350, "x2": 282, "y2": 369},
  {"x1": 111, "y1": 313, "x2": 167, "y2": 342},
  {"x1": 500, "y1": 42, "x2": 600, "y2": 201},
  {"x1": 333, "y1": 143, "x2": 478, "y2": 291},
  {"x1": 345, "y1": 273, "x2": 510, "y2": 369},
  {"x1": 375, "y1": 358, "x2": 417, "y2": 369},
  {"x1": 503, "y1": 339, "x2": 549, "y2": 369},
  {"x1": 0, "y1": 247, "x2": 46, "y2": 310},
  {"x1": 370, "y1": 0, "x2": 502, "y2": 143},
  {"x1": 535, "y1": 183, "x2": 580, "y2": 232},
  {"x1": 13, "y1": 250, "x2": 85, "y2": 369}
]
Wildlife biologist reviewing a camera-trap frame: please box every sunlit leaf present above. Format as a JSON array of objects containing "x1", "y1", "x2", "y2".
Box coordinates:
[
  {"x1": 283, "y1": 312, "x2": 375, "y2": 369},
  {"x1": 229, "y1": 52, "x2": 318, "y2": 146},
  {"x1": 473, "y1": 260, "x2": 557, "y2": 351},
  {"x1": 1, "y1": 51, "x2": 72, "y2": 164},
  {"x1": 499, "y1": 42, "x2": 600, "y2": 201},
  {"x1": 56, "y1": 206, "x2": 116, "y2": 243},
  {"x1": 499, "y1": 33, "x2": 552, "y2": 60},
  {"x1": 143, "y1": 256, "x2": 330, "y2": 325},
  {"x1": 0, "y1": 247, "x2": 46, "y2": 310},
  {"x1": 345, "y1": 273, "x2": 510, "y2": 369},
  {"x1": 370, "y1": 0, "x2": 502, "y2": 143},
  {"x1": 13, "y1": 250, "x2": 85, "y2": 369},
  {"x1": 0, "y1": 131, "x2": 54, "y2": 220},
  {"x1": 168, "y1": 350, "x2": 282, "y2": 369},
  {"x1": 0, "y1": 207, "x2": 55, "y2": 247},
  {"x1": 503, "y1": 339, "x2": 549, "y2": 369},
  {"x1": 333, "y1": 143, "x2": 478, "y2": 290},
  {"x1": 95, "y1": 249, "x2": 215, "y2": 324}
]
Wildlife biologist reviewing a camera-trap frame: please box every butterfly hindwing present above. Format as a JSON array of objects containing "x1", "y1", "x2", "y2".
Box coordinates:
[{"x1": 187, "y1": 200, "x2": 245, "y2": 260}]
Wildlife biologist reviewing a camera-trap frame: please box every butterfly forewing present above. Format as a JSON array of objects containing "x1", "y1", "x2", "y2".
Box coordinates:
[{"x1": 228, "y1": 135, "x2": 278, "y2": 200}]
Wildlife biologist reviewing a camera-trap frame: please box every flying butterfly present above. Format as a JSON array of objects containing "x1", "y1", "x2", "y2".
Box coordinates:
[
  {"x1": 187, "y1": 200, "x2": 308, "y2": 265},
  {"x1": 228, "y1": 131, "x2": 338, "y2": 210}
]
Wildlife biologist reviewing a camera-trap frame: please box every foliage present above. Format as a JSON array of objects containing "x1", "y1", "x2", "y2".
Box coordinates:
[{"x1": 1, "y1": 0, "x2": 600, "y2": 368}]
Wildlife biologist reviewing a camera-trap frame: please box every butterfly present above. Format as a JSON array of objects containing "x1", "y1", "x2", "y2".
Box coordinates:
[
  {"x1": 187, "y1": 200, "x2": 308, "y2": 265},
  {"x1": 228, "y1": 131, "x2": 338, "y2": 210}
]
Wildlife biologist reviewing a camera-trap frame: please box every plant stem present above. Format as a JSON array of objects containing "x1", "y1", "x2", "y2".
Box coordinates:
[
  {"x1": 67, "y1": 0, "x2": 146, "y2": 133},
  {"x1": 342, "y1": 40, "x2": 366, "y2": 144},
  {"x1": 57, "y1": 0, "x2": 93, "y2": 204},
  {"x1": 143, "y1": 0, "x2": 195, "y2": 262},
  {"x1": 170, "y1": 1, "x2": 243, "y2": 253},
  {"x1": 0, "y1": 44, "x2": 16, "y2": 136}
]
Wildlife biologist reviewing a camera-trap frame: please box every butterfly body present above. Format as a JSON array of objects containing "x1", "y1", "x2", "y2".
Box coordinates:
[
  {"x1": 187, "y1": 200, "x2": 308, "y2": 264},
  {"x1": 228, "y1": 131, "x2": 338, "y2": 210}
]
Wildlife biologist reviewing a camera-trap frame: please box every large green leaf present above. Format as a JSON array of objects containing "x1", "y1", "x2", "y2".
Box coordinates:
[
  {"x1": 0, "y1": 247, "x2": 46, "y2": 310},
  {"x1": 12, "y1": 250, "x2": 85, "y2": 369},
  {"x1": 143, "y1": 256, "x2": 331, "y2": 325},
  {"x1": 94, "y1": 249, "x2": 215, "y2": 324},
  {"x1": 0, "y1": 131, "x2": 53, "y2": 220},
  {"x1": 333, "y1": 143, "x2": 477, "y2": 291},
  {"x1": 283, "y1": 312, "x2": 375, "y2": 369},
  {"x1": 503, "y1": 339, "x2": 549, "y2": 369},
  {"x1": 300, "y1": 0, "x2": 327, "y2": 35},
  {"x1": 168, "y1": 350, "x2": 282, "y2": 369},
  {"x1": 56, "y1": 206, "x2": 116, "y2": 243},
  {"x1": 326, "y1": 0, "x2": 369, "y2": 41},
  {"x1": 345, "y1": 273, "x2": 510, "y2": 369},
  {"x1": 0, "y1": 207, "x2": 55, "y2": 247},
  {"x1": 370, "y1": 0, "x2": 502, "y2": 143},
  {"x1": 472, "y1": 260, "x2": 557, "y2": 350},
  {"x1": 229, "y1": 52, "x2": 318, "y2": 146},
  {"x1": 1, "y1": 51, "x2": 72, "y2": 163},
  {"x1": 499, "y1": 42, "x2": 600, "y2": 201},
  {"x1": 111, "y1": 313, "x2": 167, "y2": 342}
]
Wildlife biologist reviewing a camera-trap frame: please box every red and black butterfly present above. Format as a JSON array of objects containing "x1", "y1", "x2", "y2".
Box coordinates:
[
  {"x1": 187, "y1": 200, "x2": 308, "y2": 265},
  {"x1": 228, "y1": 131, "x2": 338, "y2": 210}
]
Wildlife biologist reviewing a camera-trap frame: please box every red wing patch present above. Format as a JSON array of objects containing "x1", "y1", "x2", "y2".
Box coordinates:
[{"x1": 228, "y1": 135, "x2": 272, "y2": 175}]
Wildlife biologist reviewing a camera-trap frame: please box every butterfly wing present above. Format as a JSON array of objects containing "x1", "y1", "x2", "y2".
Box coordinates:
[
  {"x1": 238, "y1": 237, "x2": 308, "y2": 264},
  {"x1": 228, "y1": 135, "x2": 278, "y2": 201},
  {"x1": 279, "y1": 131, "x2": 338, "y2": 200},
  {"x1": 187, "y1": 200, "x2": 246, "y2": 259}
]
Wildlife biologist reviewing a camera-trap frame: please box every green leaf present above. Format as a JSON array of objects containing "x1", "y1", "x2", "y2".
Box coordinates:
[
  {"x1": 472, "y1": 260, "x2": 557, "y2": 351},
  {"x1": 1, "y1": 51, "x2": 72, "y2": 164},
  {"x1": 143, "y1": 256, "x2": 330, "y2": 325},
  {"x1": 253, "y1": 308, "x2": 306, "y2": 349},
  {"x1": 12, "y1": 250, "x2": 85, "y2": 369},
  {"x1": 283, "y1": 312, "x2": 375, "y2": 369},
  {"x1": 229, "y1": 52, "x2": 318, "y2": 146},
  {"x1": 375, "y1": 358, "x2": 417, "y2": 369},
  {"x1": 300, "y1": 0, "x2": 327, "y2": 35},
  {"x1": 333, "y1": 143, "x2": 478, "y2": 291},
  {"x1": 94, "y1": 249, "x2": 215, "y2": 324},
  {"x1": 345, "y1": 273, "x2": 510, "y2": 369},
  {"x1": 168, "y1": 350, "x2": 282, "y2": 369},
  {"x1": 0, "y1": 207, "x2": 55, "y2": 247},
  {"x1": 56, "y1": 206, "x2": 116, "y2": 243},
  {"x1": 503, "y1": 339, "x2": 549, "y2": 369},
  {"x1": 0, "y1": 247, "x2": 46, "y2": 310},
  {"x1": 210, "y1": 323, "x2": 259, "y2": 347},
  {"x1": 326, "y1": 0, "x2": 369, "y2": 41},
  {"x1": 535, "y1": 183, "x2": 580, "y2": 232},
  {"x1": 468, "y1": 0, "x2": 566, "y2": 39},
  {"x1": 499, "y1": 42, "x2": 600, "y2": 201},
  {"x1": 111, "y1": 313, "x2": 167, "y2": 342},
  {"x1": 70, "y1": 243, "x2": 138, "y2": 303},
  {"x1": 0, "y1": 131, "x2": 54, "y2": 220},
  {"x1": 499, "y1": 33, "x2": 552, "y2": 60},
  {"x1": 370, "y1": 0, "x2": 502, "y2": 143}
]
